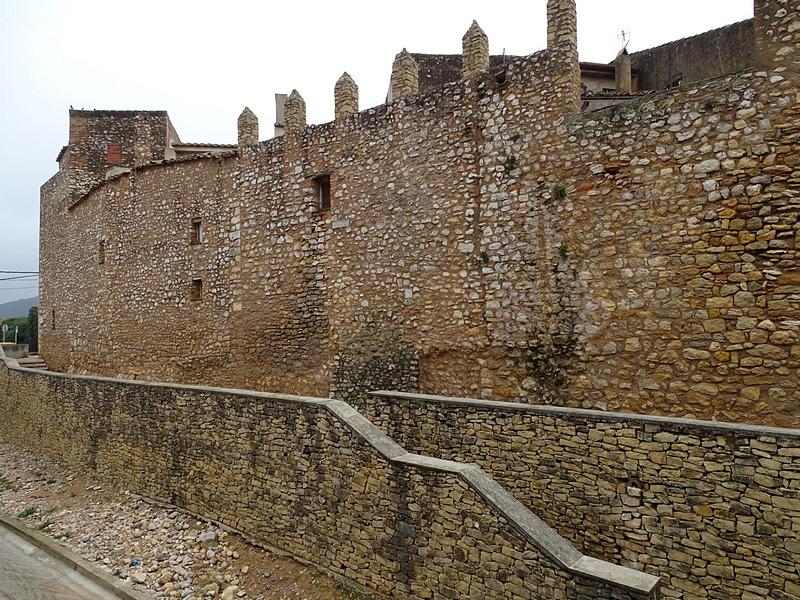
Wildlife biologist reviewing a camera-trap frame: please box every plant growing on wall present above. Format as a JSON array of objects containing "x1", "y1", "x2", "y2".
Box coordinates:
[{"x1": 552, "y1": 185, "x2": 567, "y2": 200}]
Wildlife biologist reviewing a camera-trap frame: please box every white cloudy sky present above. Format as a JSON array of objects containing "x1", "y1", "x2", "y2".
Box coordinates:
[{"x1": 0, "y1": 0, "x2": 753, "y2": 303}]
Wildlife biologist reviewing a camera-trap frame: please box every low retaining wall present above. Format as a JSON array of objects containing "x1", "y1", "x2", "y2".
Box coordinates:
[
  {"x1": 0, "y1": 349, "x2": 658, "y2": 600},
  {"x1": 0, "y1": 343, "x2": 28, "y2": 359},
  {"x1": 363, "y1": 391, "x2": 800, "y2": 600}
]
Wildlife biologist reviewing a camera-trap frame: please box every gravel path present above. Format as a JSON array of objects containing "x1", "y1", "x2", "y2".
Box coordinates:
[{"x1": 0, "y1": 442, "x2": 366, "y2": 600}]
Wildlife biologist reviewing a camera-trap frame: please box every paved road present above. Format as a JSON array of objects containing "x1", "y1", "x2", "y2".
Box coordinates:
[{"x1": 0, "y1": 526, "x2": 121, "y2": 599}]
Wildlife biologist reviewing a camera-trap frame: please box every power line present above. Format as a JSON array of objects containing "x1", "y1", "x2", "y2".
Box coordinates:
[
  {"x1": 0, "y1": 271, "x2": 39, "y2": 274},
  {"x1": 0, "y1": 275, "x2": 39, "y2": 282},
  {"x1": 0, "y1": 286, "x2": 39, "y2": 291}
]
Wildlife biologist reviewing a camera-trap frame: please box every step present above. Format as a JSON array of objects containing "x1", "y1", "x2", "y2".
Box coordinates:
[{"x1": 16, "y1": 358, "x2": 48, "y2": 369}]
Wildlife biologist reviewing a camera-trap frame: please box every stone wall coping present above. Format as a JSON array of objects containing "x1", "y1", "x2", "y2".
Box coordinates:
[
  {"x1": 369, "y1": 390, "x2": 800, "y2": 440},
  {"x1": 0, "y1": 351, "x2": 659, "y2": 596}
]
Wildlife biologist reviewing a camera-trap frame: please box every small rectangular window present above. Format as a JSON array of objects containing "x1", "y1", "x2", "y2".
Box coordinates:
[
  {"x1": 51, "y1": 308, "x2": 56, "y2": 330},
  {"x1": 190, "y1": 278, "x2": 203, "y2": 301},
  {"x1": 313, "y1": 174, "x2": 331, "y2": 211},
  {"x1": 98, "y1": 240, "x2": 106, "y2": 264},
  {"x1": 190, "y1": 218, "x2": 202, "y2": 245}
]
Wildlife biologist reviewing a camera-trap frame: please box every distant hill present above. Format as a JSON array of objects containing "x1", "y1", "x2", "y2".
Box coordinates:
[{"x1": 0, "y1": 296, "x2": 38, "y2": 319}]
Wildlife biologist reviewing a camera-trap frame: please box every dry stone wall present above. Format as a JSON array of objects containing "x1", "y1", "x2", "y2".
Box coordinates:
[
  {"x1": 363, "y1": 391, "x2": 800, "y2": 600},
  {"x1": 0, "y1": 352, "x2": 659, "y2": 600},
  {"x1": 38, "y1": 0, "x2": 800, "y2": 425}
]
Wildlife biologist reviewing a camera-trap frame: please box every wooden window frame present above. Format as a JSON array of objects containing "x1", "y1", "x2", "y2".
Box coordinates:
[{"x1": 190, "y1": 218, "x2": 203, "y2": 245}]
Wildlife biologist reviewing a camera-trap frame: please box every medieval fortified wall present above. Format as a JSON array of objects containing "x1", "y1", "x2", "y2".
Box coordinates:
[
  {"x1": 10, "y1": 1, "x2": 800, "y2": 599},
  {"x1": 39, "y1": 1, "x2": 799, "y2": 427}
]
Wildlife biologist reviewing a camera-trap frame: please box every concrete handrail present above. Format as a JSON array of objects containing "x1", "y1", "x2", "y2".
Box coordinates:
[{"x1": 369, "y1": 389, "x2": 800, "y2": 440}]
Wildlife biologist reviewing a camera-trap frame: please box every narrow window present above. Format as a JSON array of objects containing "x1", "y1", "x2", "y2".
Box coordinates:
[
  {"x1": 98, "y1": 240, "x2": 106, "y2": 264},
  {"x1": 313, "y1": 174, "x2": 331, "y2": 211},
  {"x1": 107, "y1": 144, "x2": 122, "y2": 165},
  {"x1": 190, "y1": 278, "x2": 203, "y2": 301},
  {"x1": 190, "y1": 218, "x2": 202, "y2": 245},
  {"x1": 51, "y1": 308, "x2": 56, "y2": 330}
]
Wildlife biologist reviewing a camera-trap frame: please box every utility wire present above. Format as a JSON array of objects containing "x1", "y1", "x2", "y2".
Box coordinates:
[
  {"x1": 0, "y1": 271, "x2": 39, "y2": 274},
  {"x1": 0, "y1": 275, "x2": 39, "y2": 282}
]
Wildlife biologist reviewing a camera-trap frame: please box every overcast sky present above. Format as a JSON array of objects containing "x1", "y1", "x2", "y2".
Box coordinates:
[{"x1": 0, "y1": 0, "x2": 753, "y2": 303}]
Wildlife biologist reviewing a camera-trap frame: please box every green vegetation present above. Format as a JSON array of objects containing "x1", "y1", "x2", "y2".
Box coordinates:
[
  {"x1": 53, "y1": 532, "x2": 71, "y2": 541},
  {"x1": 0, "y1": 473, "x2": 14, "y2": 492},
  {"x1": 552, "y1": 185, "x2": 567, "y2": 200},
  {"x1": 17, "y1": 506, "x2": 37, "y2": 519},
  {"x1": 0, "y1": 306, "x2": 38, "y2": 351},
  {"x1": 28, "y1": 306, "x2": 38, "y2": 352},
  {"x1": 37, "y1": 520, "x2": 54, "y2": 532}
]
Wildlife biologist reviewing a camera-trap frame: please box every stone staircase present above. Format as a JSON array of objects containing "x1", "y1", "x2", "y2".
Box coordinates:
[{"x1": 16, "y1": 353, "x2": 48, "y2": 370}]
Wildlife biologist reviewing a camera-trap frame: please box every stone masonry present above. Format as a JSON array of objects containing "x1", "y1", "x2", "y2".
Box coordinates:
[
  {"x1": 39, "y1": 0, "x2": 800, "y2": 426},
  {"x1": 334, "y1": 72, "x2": 359, "y2": 120},
  {"x1": 462, "y1": 21, "x2": 490, "y2": 79},
  {"x1": 283, "y1": 90, "x2": 307, "y2": 134},
  {"x1": 390, "y1": 49, "x2": 420, "y2": 100},
  {"x1": 363, "y1": 390, "x2": 800, "y2": 600},
  {"x1": 237, "y1": 107, "x2": 258, "y2": 149},
  {"x1": 0, "y1": 349, "x2": 660, "y2": 600}
]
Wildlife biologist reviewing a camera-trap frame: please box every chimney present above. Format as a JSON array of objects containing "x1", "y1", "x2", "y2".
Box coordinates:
[
  {"x1": 274, "y1": 93, "x2": 287, "y2": 137},
  {"x1": 615, "y1": 49, "x2": 632, "y2": 93}
]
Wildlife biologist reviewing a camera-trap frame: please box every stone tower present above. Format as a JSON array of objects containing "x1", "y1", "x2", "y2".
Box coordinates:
[
  {"x1": 462, "y1": 20, "x2": 489, "y2": 78},
  {"x1": 284, "y1": 90, "x2": 307, "y2": 134},
  {"x1": 237, "y1": 107, "x2": 258, "y2": 149},
  {"x1": 390, "y1": 49, "x2": 419, "y2": 101},
  {"x1": 334, "y1": 73, "x2": 359, "y2": 120}
]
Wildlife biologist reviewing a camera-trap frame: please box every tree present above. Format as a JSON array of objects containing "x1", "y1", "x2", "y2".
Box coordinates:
[
  {"x1": 0, "y1": 317, "x2": 28, "y2": 344},
  {"x1": 27, "y1": 306, "x2": 38, "y2": 352}
]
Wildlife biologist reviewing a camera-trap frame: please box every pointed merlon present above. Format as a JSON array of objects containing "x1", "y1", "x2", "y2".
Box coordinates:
[
  {"x1": 335, "y1": 72, "x2": 359, "y2": 120},
  {"x1": 462, "y1": 20, "x2": 489, "y2": 78},
  {"x1": 390, "y1": 49, "x2": 419, "y2": 101},
  {"x1": 237, "y1": 107, "x2": 258, "y2": 148},
  {"x1": 284, "y1": 90, "x2": 307, "y2": 133}
]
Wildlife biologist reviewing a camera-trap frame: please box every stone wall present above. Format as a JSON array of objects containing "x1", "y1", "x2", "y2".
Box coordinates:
[
  {"x1": 0, "y1": 351, "x2": 659, "y2": 600},
  {"x1": 362, "y1": 390, "x2": 800, "y2": 600},
  {"x1": 59, "y1": 109, "x2": 175, "y2": 197},
  {"x1": 38, "y1": 0, "x2": 800, "y2": 425},
  {"x1": 629, "y1": 20, "x2": 755, "y2": 90}
]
